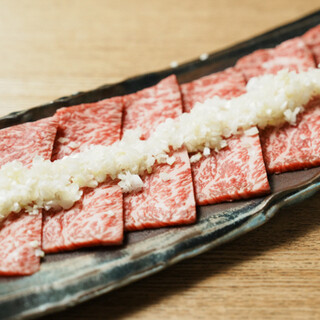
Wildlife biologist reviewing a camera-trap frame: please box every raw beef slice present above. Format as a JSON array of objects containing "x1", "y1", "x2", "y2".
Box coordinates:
[
  {"x1": 261, "y1": 99, "x2": 320, "y2": 173},
  {"x1": 123, "y1": 75, "x2": 196, "y2": 230},
  {"x1": 302, "y1": 24, "x2": 320, "y2": 65},
  {"x1": 235, "y1": 37, "x2": 315, "y2": 80},
  {"x1": 42, "y1": 97, "x2": 124, "y2": 252},
  {"x1": 181, "y1": 68, "x2": 270, "y2": 205},
  {"x1": 0, "y1": 117, "x2": 58, "y2": 275},
  {"x1": 236, "y1": 36, "x2": 319, "y2": 173},
  {"x1": 181, "y1": 67, "x2": 247, "y2": 113}
]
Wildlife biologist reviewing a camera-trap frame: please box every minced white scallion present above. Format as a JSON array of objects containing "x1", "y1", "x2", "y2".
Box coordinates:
[
  {"x1": 190, "y1": 153, "x2": 202, "y2": 163},
  {"x1": 118, "y1": 171, "x2": 144, "y2": 193},
  {"x1": 0, "y1": 69, "x2": 320, "y2": 221},
  {"x1": 170, "y1": 61, "x2": 179, "y2": 68},
  {"x1": 244, "y1": 127, "x2": 259, "y2": 136},
  {"x1": 35, "y1": 249, "x2": 45, "y2": 257},
  {"x1": 29, "y1": 240, "x2": 40, "y2": 248},
  {"x1": 58, "y1": 137, "x2": 69, "y2": 144},
  {"x1": 166, "y1": 156, "x2": 176, "y2": 165},
  {"x1": 199, "y1": 53, "x2": 209, "y2": 61},
  {"x1": 203, "y1": 147, "x2": 211, "y2": 156},
  {"x1": 69, "y1": 141, "x2": 80, "y2": 149}
]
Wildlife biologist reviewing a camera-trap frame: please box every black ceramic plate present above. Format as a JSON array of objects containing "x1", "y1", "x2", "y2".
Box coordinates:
[{"x1": 1, "y1": 10, "x2": 320, "y2": 320}]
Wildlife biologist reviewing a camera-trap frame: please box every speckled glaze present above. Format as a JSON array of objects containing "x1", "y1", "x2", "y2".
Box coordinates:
[{"x1": 1, "y1": 10, "x2": 320, "y2": 320}]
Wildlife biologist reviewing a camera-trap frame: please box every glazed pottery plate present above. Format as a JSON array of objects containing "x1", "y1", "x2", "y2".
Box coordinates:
[{"x1": 1, "y1": 10, "x2": 320, "y2": 320}]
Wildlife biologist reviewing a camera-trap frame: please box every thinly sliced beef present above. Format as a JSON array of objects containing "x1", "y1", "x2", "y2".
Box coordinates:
[
  {"x1": 236, "y1": 37, "x2": 319, "y2": 173},
  {"x1": 235, "y1": 37, "x2": 315, "y2": 80},
  {"x1": 181, "y1": 68, "x2": 270, "y2": 205},
  {"x1": 191, "y1": 135, "x2": 270, "y2": 204},
  {"x1": 42, "y1": 98, "x2": 124, "y2": 252},
  {"x1": 261, "y1": 106, "x2": 320, "y2": 173},
  {"x1": 181, "y1": 68, "x2": 246, "y2": 113},
  {"x1": 302, "y1": 24, "x2": 320, "y2": 65},
  {"x1": 123, "y1": 75, "x2": 196, "y2": 230},
  {"x1": 0, "y1": 118, "x2": 58, "y2": 275}
]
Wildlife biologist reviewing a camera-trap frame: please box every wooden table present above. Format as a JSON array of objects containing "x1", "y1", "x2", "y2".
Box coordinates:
[{"x1": 1, "y1": 1, "x2": 320, "y2": 319}]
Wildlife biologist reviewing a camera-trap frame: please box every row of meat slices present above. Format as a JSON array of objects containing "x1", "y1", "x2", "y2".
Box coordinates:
[{"x1": 1, "y1": 25, "x2": 320, "y2": 276}]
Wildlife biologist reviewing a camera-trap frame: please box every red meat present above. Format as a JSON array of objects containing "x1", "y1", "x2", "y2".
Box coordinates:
[
  {"x1": 123, "y1": 75, "x2": 196, "y2": 230},
  {"x1": 181, "y1": 68, "x2": 246, "y2": 112},
  {"x1": 261, "y1": 105, "x2": 320, "y2": 173},
  {"x1": 236, "y1": 37, "x2": 319, "y2": 173},
  {"x1": 181, "y1": 68, "x2": 270, "y2": 205},
  {"x1": 42, "y1": 98, "x2": 124, "y2": 252},
  {"x1": 235, "y1": 37, "x2": 315, "y2": 80},
  {"x1": 302, "y1": 24, "x2": 320, "y2": 65},
  {"x1": 0, "y1": 118, "x2": 58, "y2": 275}
]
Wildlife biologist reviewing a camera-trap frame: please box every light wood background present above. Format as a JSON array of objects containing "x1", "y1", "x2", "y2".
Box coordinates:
[{"x1": 0, "y1": 1, "x2": 320, "y2": 319}]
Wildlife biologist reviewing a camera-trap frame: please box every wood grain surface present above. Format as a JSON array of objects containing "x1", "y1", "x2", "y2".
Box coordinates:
[{"x1": 0, "y1": 1, "x2": 319, "y2": 319}]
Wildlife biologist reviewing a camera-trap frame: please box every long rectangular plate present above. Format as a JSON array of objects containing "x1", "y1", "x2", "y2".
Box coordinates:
[{"x1": 1, "y1": 10, "x2": 320, "y2": 320}]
